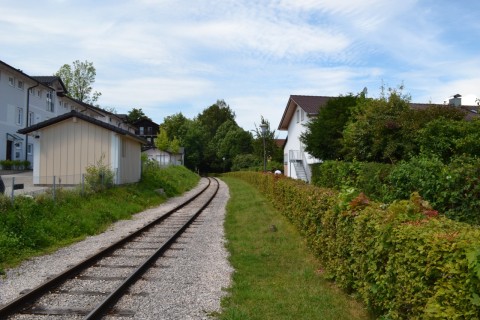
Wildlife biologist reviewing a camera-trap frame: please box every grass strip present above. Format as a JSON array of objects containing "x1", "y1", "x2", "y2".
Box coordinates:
[{"x1": 219, "y1": 177, "x2": 372, "y2": 320}]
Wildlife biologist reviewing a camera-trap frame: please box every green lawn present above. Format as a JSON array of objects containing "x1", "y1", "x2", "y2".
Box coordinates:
[{"x1": 219, "y1": 177, "x2": 372, "y2": 320}]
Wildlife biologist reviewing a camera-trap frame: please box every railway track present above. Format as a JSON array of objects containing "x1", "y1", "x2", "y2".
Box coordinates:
[{"x1": 0, "y1": 177, "x2": 220, "y2": 319}]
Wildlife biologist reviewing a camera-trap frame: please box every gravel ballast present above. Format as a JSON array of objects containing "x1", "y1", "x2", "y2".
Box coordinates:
[{"x1": 0, "y1": 178, "x2": 233, "y2": 319}]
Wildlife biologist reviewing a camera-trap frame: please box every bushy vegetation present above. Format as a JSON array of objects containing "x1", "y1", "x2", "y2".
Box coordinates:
[
  {"x1": 225, "y1": 172, "x2": 480, "y2": 319},
  {"x1": 0, "y1": 165, "x2": 199, "y2": 274},
  {"x1": 0, "y1": 160, "x2": 31, "y2": 170},
  {"x1": 312, "y1": 155, "x2": 480, "y2": 225}
]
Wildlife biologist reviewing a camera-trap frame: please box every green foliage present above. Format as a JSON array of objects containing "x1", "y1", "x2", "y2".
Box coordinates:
[
  {"x1": 155, "y1": 127, "x2": 170, "y2": 151},
  {"x1": 231, "y1": 154, "x2": 261, "y2": 171},
  {"x1": 84, "y1": 155, "x2": 115, "y2": 192},
  {"x1": 301, "y1": 94, "x2": 358, "y2": 160},
  {"x1": 0, "y1": 160, "x2": 30, "y2": 170},
  {"x1": 312, "y1": 161, "x2": 393, "y2": 200},
  {"x1": 417, "y1": 118, "x2": 480, "y2": 162},
  {"x1": 55, "y1": 60, "x2": 101, "y2": 104},
  {"x1": 225, "y1": 172, "x2": 480, "y2": 319},
  {"x1": 312, "y1": 156, "x2": 480, "y2": 225},
  {"x1": 253, "y1": 116, "x2": 283, "y2": 164},
  {"x1": 341, "y1": 87, "x2": 466, "y2": 163},
  {"x1": 141, "y1": 161, "x2": 199, "y2": 196},
  {"x1": 126, "y1": 107, "x2": 151, "y2": 123}
]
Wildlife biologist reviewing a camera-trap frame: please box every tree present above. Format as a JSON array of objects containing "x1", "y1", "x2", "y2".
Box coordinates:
[
  {"x1": 196, "y1": 100, "x2": 236, "y2": 138},
  {"x1": 301, "y1": 94, "x2": 359, "y2": 161},
  {"x1": 211, "y1": 120, "x2": 253, "y2": 171},
  {"x1": 342, "y1": 87, "x2": 412, "y2": 163},
  {"x1": 252, "y1": 116, "x2": 282, "y2": 164},
  {"x1": 155, "y1": 128, "x2": 170, "y2": 151},
  {"x1": 127, "y1": 108, "x2": 150, "y2": 123},
  {"x1": 160, "y1": 113, "x2": 189, "y2": 141},
  {"x1": 55, "y1": 60, "x2": 101, "y2": 104}
]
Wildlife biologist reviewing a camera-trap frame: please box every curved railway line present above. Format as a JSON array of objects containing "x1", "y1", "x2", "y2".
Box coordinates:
[{"x1": 0, "y1": 177, "x2": 220, "y2": 319}]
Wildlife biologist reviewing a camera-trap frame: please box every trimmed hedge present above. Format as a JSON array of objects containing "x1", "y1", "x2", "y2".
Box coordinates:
[
  {"x1": 312, "y1": 156, "x2": 480, "y2": 225},
  {"x1": 224, "y1": 172, "x2": 480, "y2": 319}
]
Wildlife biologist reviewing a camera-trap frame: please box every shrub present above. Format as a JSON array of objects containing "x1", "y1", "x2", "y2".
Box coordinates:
[
  {"x1": 0, "y1": 160, "x2": 13, "y2": 170},
  {"x1": 225, "y1": 172, "x2": 480, "y2": 319},
  {"x1": 84, "y1": 155, "x2": 115, "y2": 192}
]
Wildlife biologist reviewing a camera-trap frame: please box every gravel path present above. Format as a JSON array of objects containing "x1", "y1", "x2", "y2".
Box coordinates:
[{"x1": 0, "y1": 178, "x2": 233, "y2": 319}]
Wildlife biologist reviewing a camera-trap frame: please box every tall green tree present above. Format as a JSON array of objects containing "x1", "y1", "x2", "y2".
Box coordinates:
[
  {"x1": 127, "y1": 108, "x2": 150, "y2": 123},
  {"x1": 196, "y1": 100, "x2": 236, "y2": 138},
  {"x1": 160, "y1": 113, "x2": 190, "y2": 141},
  {"x1": 55, "y1": 60, "x2": 101, "y2": 104},
  {"x1": 211, "y1": 120, "x2": 253, "y2": 171},
  {"x1": 300, "y1": 94, "x2": 359, "y2": 161}
]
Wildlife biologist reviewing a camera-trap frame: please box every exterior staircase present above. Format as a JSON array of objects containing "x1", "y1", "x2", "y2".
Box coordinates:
[{"x1": 292, "y1": 160, "x2": 308, "y2": 182}]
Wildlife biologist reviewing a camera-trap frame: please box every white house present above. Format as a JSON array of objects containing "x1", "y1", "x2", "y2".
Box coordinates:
[
  {"x1": 278, "y1": 95, "x2": 332, "y2": 182},
  {"x1": 278, "y1": 94, "x2": 480, "y2": 183}
]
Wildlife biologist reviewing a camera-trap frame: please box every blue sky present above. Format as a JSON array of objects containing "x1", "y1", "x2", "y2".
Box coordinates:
[{"x1": 2, "y1": 0, "x2": 480, "y2": 138}]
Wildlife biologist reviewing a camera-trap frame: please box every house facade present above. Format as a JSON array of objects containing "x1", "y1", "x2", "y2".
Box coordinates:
[
  {"x1": 278, "y1": 95, "x2": 331, "y2": 182},
  {"x1": 18, "y1": 111, "x2": 146, "y2": 185},
  {"x1": 133, "y1": 118, "x2": 159, "y2": 150}
]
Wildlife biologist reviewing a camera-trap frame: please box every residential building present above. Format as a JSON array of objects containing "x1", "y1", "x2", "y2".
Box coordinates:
[
  {"x1": 1, "y1": 60, "x2": 138, "y2": 169},
  {"x1": 133, "y1": 118, "x2": 159, "y2": 150},
  {"x1": 278, "y1": 94, "x2": 479, "y2": 183}
]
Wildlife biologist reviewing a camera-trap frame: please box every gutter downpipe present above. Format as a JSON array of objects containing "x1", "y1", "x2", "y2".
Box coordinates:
[{"x1": 25, "y1": 81, "x2": 40, "y2": 163}]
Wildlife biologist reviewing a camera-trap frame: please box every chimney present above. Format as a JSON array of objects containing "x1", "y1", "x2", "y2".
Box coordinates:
[{"x1": 449, "y1": 94, "x2": 462, "y2": 107}]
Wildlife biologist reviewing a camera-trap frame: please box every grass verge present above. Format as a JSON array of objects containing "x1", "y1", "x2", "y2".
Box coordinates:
[
  {"x1": 0, "y1": 165, "x2": 199, "y2": 274},
  {"x1": 219, "y1": 177, "x2": 372, "y2": 320}
]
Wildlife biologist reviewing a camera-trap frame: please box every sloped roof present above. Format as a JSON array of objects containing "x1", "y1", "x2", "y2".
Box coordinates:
[
  {"x1": 17, "y1": 110, "x2": 147, "y2": 144},
  {"x1": 278, "y1": 95, "x2": 333, "y2": 130},
  {"x1": 278, "y1": 95, "x2": 479, "y2": 130},
  {"x1": 31, "y1": 76, "x2": 68, "y2": 94}
]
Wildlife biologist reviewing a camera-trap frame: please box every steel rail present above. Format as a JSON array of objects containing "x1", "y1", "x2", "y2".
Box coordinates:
[
  {"x1": 0, "y1": 177, "x2": 213, "y2": 318},
  {"x1": 84, "y1": 177, "x2": 219, "y2": 319}
]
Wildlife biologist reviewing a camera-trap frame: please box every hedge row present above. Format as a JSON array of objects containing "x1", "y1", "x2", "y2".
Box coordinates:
[
  {"x1": 225, "y1": 172, "x2": 480, "y2": 319},
  {"x1": 311, "y1": 156, "x2": 480, "y2": 225}
]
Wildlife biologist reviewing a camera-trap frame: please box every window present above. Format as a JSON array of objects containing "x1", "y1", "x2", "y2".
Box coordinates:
[
  {"x1": 27, "y1": 144, "x2": 33, "y2": 155},
  {"x1": 147, "y1": 127, "x2": 152, "y2": 134},
  {"x1": 296, "y1": 109, "x2": 300, "y2": 123},
  {"x1": 37, "y1": 89, "x2": 42, "y2": 97},
  {"x1": 301, "y1": 109, "x2": 305, "y2": 121},
  {"x1": 139, "y1": 127, "x2": 144, "y2": 135},
  {"x1": 17, "y1": 80, "x2": 24, "y2": 90},
  {"x1": 8, "y1": 77, "x2": 15, "y2": 87},
  {"x1": 29, "y1": 111, "x2": 34, "y2": 126},
  {"x1": 16, "y1": 107, "x2": 23, "y2": 126},
  {"x1": 46, "y1": 91, "x2": 54, "y2": 112},
  {"x1": 15, "y1": 142, "x2": 22, "y2": 150}
]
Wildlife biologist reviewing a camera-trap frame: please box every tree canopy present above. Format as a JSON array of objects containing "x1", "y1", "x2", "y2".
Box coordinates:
[
  {"x1": 300, "y1": 94, "x2": 359, "y2": 161},
  {"x1": 127, "y1": 108, "x2": 151, "y2": 123},
  {"x1": 55, "y1": 60, "x2": 101, "y2": 105}
]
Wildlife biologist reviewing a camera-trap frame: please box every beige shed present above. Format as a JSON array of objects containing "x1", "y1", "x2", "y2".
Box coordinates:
[{"x1": 18, "y1": 110, "x2": 146, "y2": 186}]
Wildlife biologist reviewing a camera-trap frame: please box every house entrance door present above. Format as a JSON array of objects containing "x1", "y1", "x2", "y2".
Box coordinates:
[{"x1": 6, "y1": 140, "x2": 12, "y2": 160}]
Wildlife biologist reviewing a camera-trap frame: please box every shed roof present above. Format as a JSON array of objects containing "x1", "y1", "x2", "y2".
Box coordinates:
[{"x1": 17, "y1": 110, "x2": 147, "y2": 144}]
